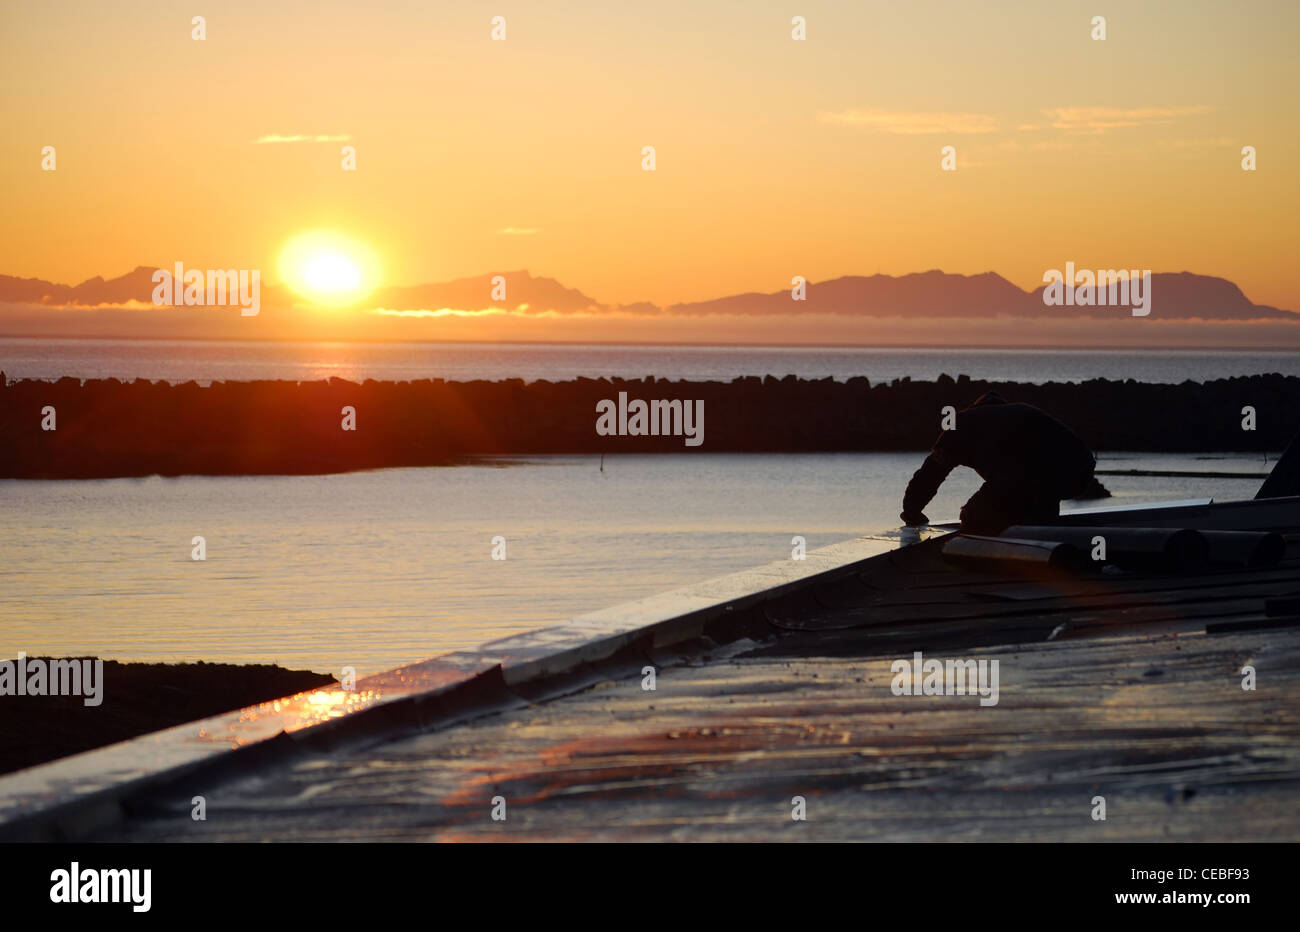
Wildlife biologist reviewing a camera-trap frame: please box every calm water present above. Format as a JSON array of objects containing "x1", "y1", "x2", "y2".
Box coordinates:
[
  {"x1": 3, "y1": 338, "x2": 1299, "y2": 385},
  {"x1": 0, "y1": 452, "x2": 1269, "y2": 676}
]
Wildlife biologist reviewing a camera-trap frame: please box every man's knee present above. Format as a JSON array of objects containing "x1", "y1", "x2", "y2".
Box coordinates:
[
  {"x1": 961, "y1": 483, "x2": 1059, "y2": 534},
  {"x1": 959, "y1": 486, "x2": 1014, "y2": 534}
]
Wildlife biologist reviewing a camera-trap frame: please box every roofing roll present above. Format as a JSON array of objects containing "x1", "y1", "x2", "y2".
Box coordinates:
[
  {"x1": 1001, "y1": 525, "x2": 1208, "y2": 573},
  {"x1": 941, "y1": 534, "x2": 1086, "y2": 573},
  {"x1": 1197, "y1": 530, "x2": 1285, "y2": 567}
]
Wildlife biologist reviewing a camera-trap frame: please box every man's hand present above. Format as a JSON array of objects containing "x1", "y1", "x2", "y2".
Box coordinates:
[{"x1": 901, "y1": 450, "x2": 952, "y2": 531}]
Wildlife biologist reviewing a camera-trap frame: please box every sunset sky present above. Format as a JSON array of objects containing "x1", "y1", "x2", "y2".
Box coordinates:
[{"x1": 3, "y1": 0, "x2": 1298, "y2": 317}]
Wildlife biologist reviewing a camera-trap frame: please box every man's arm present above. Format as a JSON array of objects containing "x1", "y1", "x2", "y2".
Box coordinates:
[{"x1": 900, "y1": 449, "x2": 955, "y2": 525}]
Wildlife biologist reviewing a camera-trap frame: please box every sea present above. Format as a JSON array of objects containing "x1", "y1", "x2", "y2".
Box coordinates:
[
  {"x1": 1, "y1": 339, "x2": 1293, "y2": 674},
  {"x1": 3, "y1": 338, "x2": 1300, "y2": 385}
]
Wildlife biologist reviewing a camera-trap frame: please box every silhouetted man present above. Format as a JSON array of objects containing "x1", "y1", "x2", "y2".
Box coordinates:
[{"x1": 900, "y1": 392, "x2": 1096, "y2": 534}]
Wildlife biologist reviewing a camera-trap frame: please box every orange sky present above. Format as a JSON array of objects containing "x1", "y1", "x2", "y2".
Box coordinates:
[{"x1": 2, "y1": 0, "x2": 1298, "y2": 318}]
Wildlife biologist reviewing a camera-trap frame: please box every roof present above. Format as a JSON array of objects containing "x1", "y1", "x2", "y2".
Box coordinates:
[{"x1": 10, "y1": 496, "x2": 1295, "y2": 842}]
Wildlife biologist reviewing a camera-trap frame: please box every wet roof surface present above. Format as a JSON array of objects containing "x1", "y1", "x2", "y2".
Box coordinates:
[{"x1": 92, "y1": 520, "x2": 1300, "y2": 842}]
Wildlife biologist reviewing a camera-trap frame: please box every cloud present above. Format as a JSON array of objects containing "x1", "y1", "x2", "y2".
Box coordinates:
[
  {"x1": 372, "y1": 307, "x2": 510, "y2": 318},
  {"x1": 1041, "y1": 105, "x2": 1212, "y2": 133},
  {"x1": 818, "y1": 109, "x2": 998, "y2": 134},
  {"x1": 253, "y1": 134, "x2": 352, "y2": 144},
  {"x1": 1164, "y1": 136, "x2": 1235, "y2": 149},
  {"x1": 497, "y1": 227, "x2": 542, "y2": 235},
  {"x1": 371, "y1": 306, "x2": 610, "y2": 320}
]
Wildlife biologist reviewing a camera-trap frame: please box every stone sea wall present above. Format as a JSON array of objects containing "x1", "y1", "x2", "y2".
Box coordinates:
[{"x1": 1, "y1": 373, "x2": 1295, "y2": 478}]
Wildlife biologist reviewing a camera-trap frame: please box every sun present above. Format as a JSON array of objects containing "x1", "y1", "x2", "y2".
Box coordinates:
[{"x1": 279, "y1": 230, "x2": 381, "y2": 306}]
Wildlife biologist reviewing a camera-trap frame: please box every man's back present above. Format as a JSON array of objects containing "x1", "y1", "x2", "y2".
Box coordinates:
[
  {"x1": 934, "y1": 401, "x2": 1094, "y2": 487},
  {"x1": 901, "y1": 394, "x2": 1098, "y2": 531}
]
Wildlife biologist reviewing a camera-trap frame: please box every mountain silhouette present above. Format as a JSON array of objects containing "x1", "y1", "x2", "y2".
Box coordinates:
[
  {"x1": 667, "y1": 270, "x2": 1029, "y2": 317},
  {"x1": 0, "y1": 266, "x2": 1293, "y2": 320},
  {"x1": 0, "y1": 266, "x2": 293, "y2": 308},
  {"x1": 370, "y1": 270, "x2": 604, "y2": 313},
  {"x1": 668, "y1": 270, "x2": 1295, "y2": 320}
]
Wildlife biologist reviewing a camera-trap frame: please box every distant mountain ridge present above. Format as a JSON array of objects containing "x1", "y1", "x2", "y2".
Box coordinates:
[
  {"x1": 668, "y1": 270, "x2": 1295, "y2": 320},
  {"x1": 0, "y1": 266, "x2": 1293, "y2": 320},
  {"x1": 669, "y1": 270, "x2": 1028, "y2": 317}
]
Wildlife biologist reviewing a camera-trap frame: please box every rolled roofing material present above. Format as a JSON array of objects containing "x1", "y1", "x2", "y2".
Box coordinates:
[
  {"x1": 1006, "y1": 525, "x2": 1285, "y2": 570},
  {"x1": 1197, "y1": 530, "x2": 1285, "y2": 567},
  {"x1": 1002, "y1": 525, "x2": 1208, "y2": 573},
  {"x1": 1265, "y1": 594, "x2": 1300, "y2": 617},
  {"x1": 941, "y1": 535, "x2": 1086, "y2": 573}
]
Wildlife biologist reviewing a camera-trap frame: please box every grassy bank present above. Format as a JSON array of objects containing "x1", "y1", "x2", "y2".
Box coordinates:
[{"x1": 0, "y1": 659, "x2": 335, "y2": 775}]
